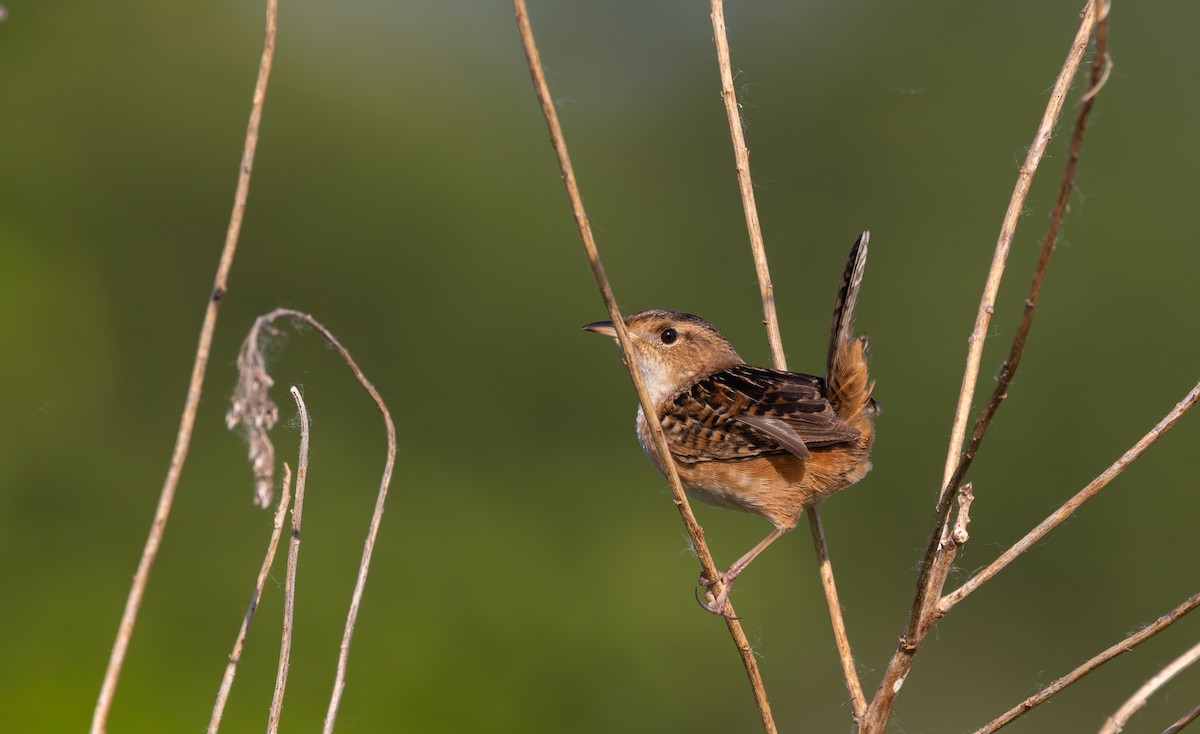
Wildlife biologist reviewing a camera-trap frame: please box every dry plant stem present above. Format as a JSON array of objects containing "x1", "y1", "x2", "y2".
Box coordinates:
[
  {"x1": 268, "y1": 389, "x2": 310, "y2": 734},
  {"x1": 88, "y1": 3, "x2": 278, "y2": 731},
  {"x1": 937, "y1": 3, "x2": 1111, "y2": 614},
  {"x1": 805, "y1": 508, "x2": 867, "y2": 716},
  {"x1": 936, "y1": 0, "x2": 1104, "y2": 511},
  {"x1": 510, "y1": 0, "x2": 727, "y2": 629},
  {"x1": 973, "y1": 591, "x2": 1200, "y2": 734},
  {"x1": 1099, "y1": 640, "x2": 1200, "y2": 734},
  {"x1": 859, "y1": 4, "x2": 1104, "y2": 731},
  {"x1": 318, "y1": 319, "x2": 398, "y2": 734},
  {"x1": 942, "y1": 379, "x2": 1200, "y2": 611},
  {"x1": 513, "y1": 2, "x2": 775, "y2": 731},
  {"x1": 709, "y1": 0, "x2": 785, "y2": 367},
  {"x1": 709, "y1": 0, "x2": 865, "y2": 716},
  {"x1": 1163, "y1": 703, "x2": 1200, "y2": 734},
  {"x1": 208, "y1": 464, "x2": 293, "y2": 734},
  {"x1": 938, "y1": 0, "x2": 1111, "y2": 532}
]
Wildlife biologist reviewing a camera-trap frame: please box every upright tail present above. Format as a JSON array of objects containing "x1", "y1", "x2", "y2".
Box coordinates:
[{"x1": 826, "y1": 231, "x2": 876, "y2": 421}]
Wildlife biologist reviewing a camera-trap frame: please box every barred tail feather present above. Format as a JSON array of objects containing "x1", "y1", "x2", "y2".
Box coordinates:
[
  {"x1": 827, "y1": 231, "x2": 873, "y2": 419},
  {"x1": 827, "y1": 230, "x2": 869, "y2": 375}
]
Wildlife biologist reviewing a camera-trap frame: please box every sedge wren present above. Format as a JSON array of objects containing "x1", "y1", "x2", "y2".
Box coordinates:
[{"x1": 584, "y1": 232, "x2": 878, "y2": 613}]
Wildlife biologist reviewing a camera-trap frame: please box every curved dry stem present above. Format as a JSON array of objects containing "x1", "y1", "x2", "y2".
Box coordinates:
[
  {"x1": 513, "y1": 1, "x2": 775, "y2": 731},
  {"x1": 208, "y1": 464, "x2": 292, "y2": 734},
  {"x1": 942, "y1": 379, "x2": 1200, "y2": 612},
  {"x1": 89, "y1": 2, "x2": 278, "y2": 731},
  {"x1": 268, "y1": 389, "x2": 310, "y2": 733},
  {"x1": 860, "y1": 3, "x2": 1106, "y2": 731},
  {"x1": 973, "y1": 591, "x2": 1200, "y2": 734},
  {"x1": 227, "y1": 307, "x2": 398, "y2": 732},
  {"x1": 317, "y1": 321, "x2": 398, "y2": 733},
  {"x1": 709, "y1": 0, "x2": 864, "y2": 717},
  {"x1": 1099, "y1": 640, "x2": 1200, "y2": 734}
]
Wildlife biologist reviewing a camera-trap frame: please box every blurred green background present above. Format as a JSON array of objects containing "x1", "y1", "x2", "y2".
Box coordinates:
[{"x1": 2, "y1": 0, "x2": 1198, "y2": 731}]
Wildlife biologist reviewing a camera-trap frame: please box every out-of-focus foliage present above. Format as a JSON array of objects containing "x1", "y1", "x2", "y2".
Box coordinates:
[{"x1": 1, "y1": 1, "x2": 1197, "y2": 732}]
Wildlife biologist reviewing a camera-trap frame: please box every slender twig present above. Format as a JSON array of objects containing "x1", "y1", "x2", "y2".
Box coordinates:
[
  {"x1": 935, "y1": 0, "x2": 1103, "y2": 512},
  {"x1": 319, "y1": 323, "x2": 398, "y2": 733},
  {"x1": 1163, "y1": 703, "x2": 1200, "y2": 734},
  {"x1": 709, "y1": 0, "x2": 785, "y2": 368},
  {"x1": 1099, "y1": 640, "x2": 1200, "y2": 734},
  {"x1": 208, "y1": 464, "x2": 292, "y2": 734},
  {"x1": 940, "y1": 0, "x2": 1111, "y2": 526},
  {"x1": 513, "y1": 2, "x2": 775, "y2": 731},
  {"x1": 806, "y1": 505, "x2": 867, "y2": 716},
  {"x1": 973, "y1": 591, "x2": 1200, "y2": 734},
  {"x1": 88, "y1": 3, "x2": 278, "y2": 731},
  {"x1": 267, "y1": 389, "x2": 309, "y2": 733},
  {"x1": 511, "y1": 0, "x2": 728, "y2": 632},
  {"x1": 859, "y1": 4, "x2": 1105, "y2": 731},
  {"x1": 709, "y1": 0, "x2": 865, "y2": 717},
  {"x1": 942, "y1": 379, "x2": 1200, "y2": 612}
]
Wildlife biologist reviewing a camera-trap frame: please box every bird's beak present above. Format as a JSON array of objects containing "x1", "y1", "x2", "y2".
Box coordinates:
[{"x1": 581, "y1": 320, "x2": 618, "y2": 338}]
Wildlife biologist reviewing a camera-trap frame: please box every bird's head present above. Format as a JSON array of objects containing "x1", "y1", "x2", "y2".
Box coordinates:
[{"x1": 582, "y1": 309, "x2": 744, "y2": 406}]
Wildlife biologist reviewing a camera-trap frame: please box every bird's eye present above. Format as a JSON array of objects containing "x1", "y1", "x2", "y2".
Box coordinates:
[{"x1": 660, "y1": 327, "x2": 678, "y2": 345}]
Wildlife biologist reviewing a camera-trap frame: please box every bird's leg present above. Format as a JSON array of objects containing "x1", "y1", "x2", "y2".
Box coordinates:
[{"x1": 698, "y1": 527, "x2": 789, "y2": 615}]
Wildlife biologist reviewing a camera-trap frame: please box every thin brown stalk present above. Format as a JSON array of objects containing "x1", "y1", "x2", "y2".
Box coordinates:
[
  {"x1": 942, "y1": 379, "x2": 1200, "y2": 612},
  {"x1": 942, "y1": 0, "x2": 1110, "y2": 509},
  {"x1": 935, "y1": 0, "x2": 1102, "y2": 512},
  {"x1": 860, "y1": 3, "x2": 1105, "y2": 731},
  {"x1": 709, "y1": 0, "x2": 785, "y2": 368},
  {"x1": 709, "y1": 0, "x2": 865, "y2": 717},
  {"x1": 511, "y1": 0, "x2": 725, "y2": 624},
  {"x1": 319, "y1": 320, "x2": 398, "y2": 733},
  {"x1": 88, "y1": 2, "x2": 278, "y2": 731},
  {"x1": 1100, "y1": 640, "x2": 1200, "y2": 734},
  {"x1": 513, "y1": 2, "x2": 775, "y2": 731},
  {"x1": 973, "y1": 591, "x2": 1200, "y2": 734},
  {"x1": 935, "y1": 1, "x2": 1115, "y2": 612},
  {"x1": 806, "y1": 508, "x2": 867, "y2": 716},
  {"x1": 1163, "y1": 703, "x2": 1200, "y2": 734},
  {"x1": 267, "y1": 389, "x2": 310, "y2": 733},
  {"x1": 208, "y1": 464, "x2": 293, "y2": 734}
]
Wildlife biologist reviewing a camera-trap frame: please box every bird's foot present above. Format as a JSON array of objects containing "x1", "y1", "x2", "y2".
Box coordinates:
[{"x1": 696, "y1": 569, "x2": 739, "y2": 619}]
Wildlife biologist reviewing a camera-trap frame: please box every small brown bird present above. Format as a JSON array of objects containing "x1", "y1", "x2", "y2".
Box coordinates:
[{"x1": 584, "y1": 232, "x2": 878, "y2": 613}]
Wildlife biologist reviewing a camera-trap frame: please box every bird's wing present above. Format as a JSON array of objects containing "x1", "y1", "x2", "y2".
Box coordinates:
[{"x1": 659, "y1": 364, "x2": 860, "y2": 463}]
